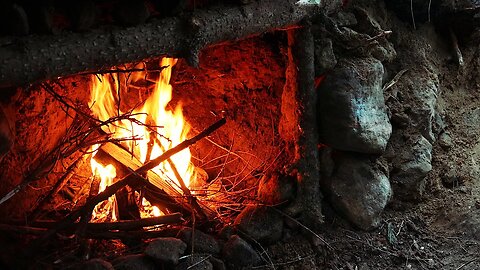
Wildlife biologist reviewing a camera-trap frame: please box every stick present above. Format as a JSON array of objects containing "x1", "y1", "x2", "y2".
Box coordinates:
[
  {"x1": 14, "y1": 213, "x2": 182, "y2": 231},
  {"x1": 34, "y1": 118, "x2": 226, "y2": 242},
  {"x1": 29, "y1": 156, "x2": 86, "y2": 221},
  {"x1": 0, "y1": 213, "x2": 182, "y2": 239}
]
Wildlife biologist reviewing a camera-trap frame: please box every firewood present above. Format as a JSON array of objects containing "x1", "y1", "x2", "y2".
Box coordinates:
[
  {"x1": 0, "y1": 0, "x2": 322, "y2": 87},
  {"x1": 31, "y1": 118, "x2": 225, "y2": 246},
  {"x1": 1, "y1": 212, "x2": 183, "y2": 234}
]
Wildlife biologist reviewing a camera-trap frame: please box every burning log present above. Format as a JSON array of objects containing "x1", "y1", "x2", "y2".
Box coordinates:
[
  {"x1": 94, "y1": 142, "x2": 209, "y2": 218},
  {"x1": 32, "y1": 118, "x2": 226, "y2": 246},
  {"x1": 0, "y1": 0, "x2": 322, "y2": 87}
]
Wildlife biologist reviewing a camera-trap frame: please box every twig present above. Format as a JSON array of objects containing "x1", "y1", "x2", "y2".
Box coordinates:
[
  {"x1": 272, "y1": 207, "x2": 332, "y2": 250},
  {"x1": 151, "y1": 135, "x2": 208, "y2": 220},
  {"x1": 455, "y1": 258, "x2": 479, "y2": 270},
  {"x1": 383, "y1": 69, "x2": 408, "y2": 92},
  {"x1": 22, "y1": 213, "x2": 183, "y2": 231},
  {"x1": 34, "y1": 118, "x2": 226, "y2": 243},
  {"x1": 411, "y1": 0, "x2": 416, "y2": 30},
  {"x1": 29, "y1": 156, "x2": 86, "y2": 221}
]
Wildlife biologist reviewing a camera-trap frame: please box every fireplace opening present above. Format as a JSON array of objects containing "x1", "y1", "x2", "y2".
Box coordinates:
[{"x1": 0, "y1": 30, "x2": 294, "y2": 267}]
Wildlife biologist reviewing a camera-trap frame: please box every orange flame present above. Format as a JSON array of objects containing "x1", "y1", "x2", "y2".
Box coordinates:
[
  {"x1": 89, "y1": 58, "x2": 195, "y2": 220},
  {"x1": 90, "y1": 152, "x2": 118, "y2": 222}
]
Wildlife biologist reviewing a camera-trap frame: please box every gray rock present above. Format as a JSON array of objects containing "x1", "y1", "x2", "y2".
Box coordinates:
[
  {"x1": 222, "y1": 235, "x2": 262, "y2": 268},
  {"x1": 319, "y1": 148, "x2": 392, "y2": 230},
  {"x1": 177, "y1": 228, "x2": 220, "y2": 254},
  {"x1": 387, "y1": 67, "x2": 439, "y2": 143},
  {"x1": 112, "y1": 254, "x2": 156, "y2": 270},
  {"x1": 318, "y1": 57, "x2": 392, "y2": 154},
  {"x1": 176, "y1": 255, "x2": 213, "y2": 270},
  {"x1": 390, "y1": 135, "x2": 432, "y2": 201},
  {"x1": 438, "y1": 131, "x2": 453, "y2": 150},
  {"x1": 234, "y1": 205, "x2": 283, "y2": 244},
  {"x1": 144, "y1": 237, "x2": 187, "y2": 265},
  {"x1": 257, "y1": 173, "x2": 296, "y2": 205}
]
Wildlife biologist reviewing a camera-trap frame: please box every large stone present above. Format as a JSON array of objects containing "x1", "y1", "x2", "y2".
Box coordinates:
[
  {"x1": 177, "y1": 228, "x2": 220, "y2": 254},
  {"x1": 317, "y1": 57, "x2": 392, "y2": 154},
  {"x1": 390, "y1": 66, "x2": 439, "y2": 143},
  {"x1": 234, "y1": 205, "x2": 283, "y2": 244},
  {"x1": 319, "y1": 148, "x2": 392, "y2": 230},
  {"x1": 390, "y1": 135, "x2": 433, "y2": 201},
  {"x1": 111, "y1": 254, "x2": 156, "y2": 270},
  {"x1": 144, "y1": 237, "x2": 187, "y2": 265},
  {"x1": 222, "y1": 235, "x2": 262, "y2": 269}
]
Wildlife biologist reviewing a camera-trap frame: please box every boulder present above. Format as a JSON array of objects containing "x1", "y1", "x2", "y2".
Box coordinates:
[
  {"x1": 222, "y1": 235, "x2": 261, "y2": 269},
  {"x1": 320, "y1": 148, "x2": 392, "y2": 230},
  {"x1": 318, "y1": 57, "x2": 392, "y2": 154},
  {"x1": 177, "y1": 228, "x2": 220, "y2": 254},
  {"x1": 144, "y1": 237, "x2": 187, "y2": 265},
  {"x1": 390, "y1": 135, "x2": 432, "y2": 201}
]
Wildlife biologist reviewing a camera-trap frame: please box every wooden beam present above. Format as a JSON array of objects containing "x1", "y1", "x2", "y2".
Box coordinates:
[{"x1": 0, "y1": 0, "x2": 321, "y2": 87}]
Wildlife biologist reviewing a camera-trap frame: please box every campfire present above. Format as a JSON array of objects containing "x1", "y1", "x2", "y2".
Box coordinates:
[{"x1": 4, "y1": 0, "x2": 471, "y2": 268}]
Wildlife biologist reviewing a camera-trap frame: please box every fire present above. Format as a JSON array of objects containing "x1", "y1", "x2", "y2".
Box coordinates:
[
  {"x1": 90, "y1": 153, "x2": 118, "y2": 222},
  {"x1": 89, "y1": 57, "x2": 195, "y2": 221}
]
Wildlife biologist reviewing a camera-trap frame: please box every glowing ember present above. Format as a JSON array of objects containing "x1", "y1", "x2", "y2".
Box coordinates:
[{"x1": 89, "y1": 57, "x2": 196, "y2": 220}]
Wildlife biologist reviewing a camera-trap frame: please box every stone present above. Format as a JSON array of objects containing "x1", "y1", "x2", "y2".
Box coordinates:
[
  {"x1": 78, "y1": 259, "x2": 113, "y2": 270},
  {"x1": 397, "y1": 67, "x2": 439, "y2": 143},
  {"x1": 319, "y1": 148, "x2": 392, "y2": 230},
  {"x1": 390, "y1": 135, "x2": 433, "y2": 201},
  {"x1": 144, "y1": 237, "x2": 187, "y2": 265},
  {"x1": 257, "y1": 173, "x2": 296, "y2": 205},
  {"x1": 177, "y1": 228, "x2": 220, "y2": 254},
  {"x1": 317, "y1": 57, "x2": 392, "y2": 154},
  {"x1": 222, "y1": 235, "x2": 262, "y2": 268},
  {"x1": 176, "y1": 255, "x2": 213, "y2": 270},
  {"x1": 234, "y1": 205, "x2": 283, "y2": 244},
  {"x1": 209, "y1": 257, "x2": 226, "y2": 270},
  {"x1": 111, "y1": 254, "x2": 156, "y2": 270}
]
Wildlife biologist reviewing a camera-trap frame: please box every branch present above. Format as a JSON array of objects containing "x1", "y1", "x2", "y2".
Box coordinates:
[
  {"x1": 34, "y1": 118, "x2": 226, "y2": 243},
  {"x1": 0, "y1": 0, "x2": 320, "y2": 87}
]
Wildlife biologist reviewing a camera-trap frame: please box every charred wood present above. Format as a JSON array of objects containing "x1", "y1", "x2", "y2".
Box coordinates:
[
  {"x1": 283, "y1": 21, "x2": 323, "y2": 228},
  {"x1": 0, "y1": 0, "x2": 320, "y2": 87},
  {"x1": 2, "y1": 212, "x2": 183, "y2": 234}
]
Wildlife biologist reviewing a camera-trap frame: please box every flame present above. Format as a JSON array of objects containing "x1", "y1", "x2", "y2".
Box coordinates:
[
  {"x1": 90, "y1": 152, "x2": 118, "y2": 222},
  {"x1": 89, "y1": 58, "x2": 195, "y2": 220}
]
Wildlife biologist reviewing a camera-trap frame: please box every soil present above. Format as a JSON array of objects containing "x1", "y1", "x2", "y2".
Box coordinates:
[{"x1": 250, "y1": 6, "x2": 480, "y2": 270}]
